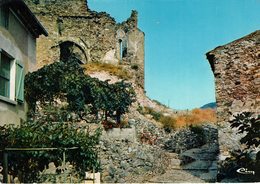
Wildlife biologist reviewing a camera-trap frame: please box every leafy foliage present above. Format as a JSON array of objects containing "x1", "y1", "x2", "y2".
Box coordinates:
[
  {"x1": 220, "y1": 112, "x2": 260, "y2": 181},
  {"x1": 0, "y1": 116, "x2": 101, "y2": 182},
  {"x1": 3, "y1": 58, "x2": 136, "y2": 182},
  {"x1": 25, "y1": 59, "x2": 136, "y2": 124},
  {"x1": 230, "y1": 112, "x2": 260, "y2": 148}
]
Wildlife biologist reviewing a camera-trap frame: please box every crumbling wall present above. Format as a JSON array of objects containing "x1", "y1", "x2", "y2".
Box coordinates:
[
  {"x1": 207, "y1": 30, "x2": 260, "y2": 123},
  {"x1": 206, "y1": 30, "x2": 260, "y2": 164},
  {"x1": 24, "y1": 0, "x2": 89, "y2": 16},
  {"x1": 24, "y1": 0, "x2": 145, "y2": 88}
]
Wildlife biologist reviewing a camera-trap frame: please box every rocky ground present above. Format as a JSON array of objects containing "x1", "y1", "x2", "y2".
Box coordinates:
[
  {"x1": 76, "y1": 70, "x2": 221, "y2": 183},
  {"x1": 99, "y1": 118, "x2": 219, "y2": 183}
]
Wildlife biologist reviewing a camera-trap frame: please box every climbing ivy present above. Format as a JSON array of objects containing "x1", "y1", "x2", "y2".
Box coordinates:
[{"x1": 25, "y1": 59, "x2": 136, "y2": 123}]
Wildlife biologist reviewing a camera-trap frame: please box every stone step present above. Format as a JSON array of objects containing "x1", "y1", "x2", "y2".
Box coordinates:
[
  {"x1": 148, "y1": 169, "x2": 205, "y2": 183},
  {"x1": 180, "y1": 146, "x2": 218, "y2": 161},
  {"x1": 208, "y1": 161, "x2": 218, "y2": 171},
  {"x1": 170, "y1": 158, "x2": 182, "y2": 169},
  {"x1": 200, "y1": 170, "x2": 217, "y2": 182},
  {"x1": 182, "y1": 160, "x2": 212, "y2": 170}
]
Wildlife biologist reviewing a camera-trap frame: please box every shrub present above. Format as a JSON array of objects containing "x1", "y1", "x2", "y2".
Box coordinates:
[
  {"x1": 159, "y1": 116, "x2": 176, "y2": 133},
  {"x1": 102, "y1": 120, "x2": 117, "y2": 130},
  {"x1": 131, "y1": 64, "x2": 139, "y2": 71},
  {"x1": 137, "y1": 105, "x2": 144, "y2": 115},
  {"x1": 229, "y1": 112, "x2": 260, "y2": 148},
  {"x1": 220, "y1": 112, "x2": 260, "y2": 182},
  {"x1": 25, "y1": 59, "x2": 136, "y2": 126},
  {"x1": 143, "y1": 107, "x2": 162, "y2": 121},
  {"x1": 189, "y1": 124, "x2": 206, "y2": 145},
  {"x1": 16, "y1": 58, "x2": 137, "y2": 182},
  {"x1": 0, "y1": 119, "x2": 101, "y2": 183}
]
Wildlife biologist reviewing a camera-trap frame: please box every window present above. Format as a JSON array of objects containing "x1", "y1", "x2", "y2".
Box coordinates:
[
  {"x1": 0, "y1": 50, "x2": 24, "y2": 103},
  {"x1": 122, "y1": 41, "x2": 127, "y2": 58},
  {"x1": 0, "y1": 53, "x2": 11, "y2": 98},
  {"x1": 0, "y1": 5, "x2": 9, "y2": 29},
  {"x1": 119, "y1": 39, "x2": 127, "y2": 60}
]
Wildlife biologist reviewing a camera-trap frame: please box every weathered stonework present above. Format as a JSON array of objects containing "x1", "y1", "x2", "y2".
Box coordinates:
[
  {"x1": 207, "y1": 30, "x2": 260, "y2": 123},
  {"x1": 206, "y1": 31, "x2": 260, "y2": 168},
  {"x1": 24, "y1": 0, "x2": 145, "y2": 88}
]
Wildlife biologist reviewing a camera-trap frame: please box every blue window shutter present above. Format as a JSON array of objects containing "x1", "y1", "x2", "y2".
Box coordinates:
[{"x1": 15, "y1": 61, "x2": 24, "y2": 103}]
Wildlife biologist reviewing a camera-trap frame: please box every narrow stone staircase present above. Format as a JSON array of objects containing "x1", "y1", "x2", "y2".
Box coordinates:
[
  {"x1": 180, "y1": 143, "x2": 219, "y2": 182},
  {"x1": 149, "y1": 152, "x2": 205, "y2": 183},
  {"x1": 149, "y1": 143, "x2": 219, "y2": 183}
]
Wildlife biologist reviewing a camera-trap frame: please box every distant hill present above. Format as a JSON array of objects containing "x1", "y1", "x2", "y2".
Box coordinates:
[{"x1": 201, "y1": 102, "x2": 216, "y2": 109}]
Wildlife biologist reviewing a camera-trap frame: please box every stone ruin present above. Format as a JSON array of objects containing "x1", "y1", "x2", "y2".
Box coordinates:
[
  {"x1": 207, "y1": 30, "x2": 260, "y2": 123},
  {"x1": 23, "y1": 0, "x2": 260, "y2": 181},
  {"x1": 206, "y1": 30, "x2": 260, "y2": 165},
  {"x1": 24, "y1": 0, "x2": 145, "y2": 88}
]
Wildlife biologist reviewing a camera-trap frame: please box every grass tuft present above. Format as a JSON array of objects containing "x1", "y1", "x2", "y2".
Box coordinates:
[
  {"x1": 175, "y1": 108, "x2": 217, "y2": 127},
  {"x1": 83, "y1": 63, "x2": 131, "y2": 80},
  {"x1": 138, "y1": 106, "x2": 216, "y2": 130}
]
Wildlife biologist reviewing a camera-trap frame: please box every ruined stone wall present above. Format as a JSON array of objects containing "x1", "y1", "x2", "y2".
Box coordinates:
[
  {"x1": 207, "y1": 30, "x2": 260, "y2": 123},
  {"x1": 24, "y1": 0, "x2": 145, "y2": 88},
  {"x1": 206, "y1": 31, "x2": 260, "y2": 165}
]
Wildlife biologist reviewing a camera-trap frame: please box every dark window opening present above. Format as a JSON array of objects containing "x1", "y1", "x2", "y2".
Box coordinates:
[
  {"x1": 119, "y1": 39, "x2": 127, "y2": 61},
  {"x1": 0, "y1": 52, "x2": 11, "y2": 98},
  {"x1": 59, "y1": 41, "x2": 87, "y2": 64},
  {"x1": 0, "y1": 5, "x2": 9, "y2": 29}
]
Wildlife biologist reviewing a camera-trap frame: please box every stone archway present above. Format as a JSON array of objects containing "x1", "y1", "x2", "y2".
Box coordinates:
[{"x1": 59, "y1": 41, "x2": 88, "y2": 64}]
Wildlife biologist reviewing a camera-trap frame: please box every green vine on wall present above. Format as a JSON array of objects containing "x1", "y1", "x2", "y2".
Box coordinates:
[
  {"x1": 0, "y1": 58, "x2": 136, "y2": 182},
  {"x1": 25, "y1": 59, "x2": 136, "y2": 124}
]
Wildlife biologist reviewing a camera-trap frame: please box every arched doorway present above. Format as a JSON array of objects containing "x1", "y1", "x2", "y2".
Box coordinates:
[{"x1": 59, "y1": 41, "x2": 88, "y2": 64}]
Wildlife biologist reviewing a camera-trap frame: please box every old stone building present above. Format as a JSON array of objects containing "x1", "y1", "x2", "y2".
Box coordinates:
[
  {"x1": 0, "y1": 0, "x2": 47, "y2": 125},
  {"x1": 24, "y1": 0, "x2": 145, "y2": 88},
  {"x1": 207, "y1": 30, "x2": 260, "y2": 123},
  {"x1": 206, "y1": 31, "x2": 260, "y2": 163}
]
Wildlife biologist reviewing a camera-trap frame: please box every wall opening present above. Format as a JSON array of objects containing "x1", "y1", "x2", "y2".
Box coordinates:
[
  {"x1": 0, "y1": 5, "x2": 9, "y2": 29},
  {"x1": 119, "y1": 39, "x2": 127, "y2": 61},
  {"x1": 206, "y1": 53, "x2": 215, "y2": 73},
  {"x1": 59, "y1": 41, "x2": 87, "y2": 64}
]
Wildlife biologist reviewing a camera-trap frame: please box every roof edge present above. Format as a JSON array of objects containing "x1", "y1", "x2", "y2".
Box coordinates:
[
  {"x1": 207, "y1": 30, "x2": 260, "y2": 54},
  {"x1": 20, "y1": 0, "x2": 48, "y2": 37},
  {"x1": 1, "y1": 0, "x2": 48, "y2": 37}
]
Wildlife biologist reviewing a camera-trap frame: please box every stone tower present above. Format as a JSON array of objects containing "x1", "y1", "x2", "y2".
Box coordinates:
[{"x1": 24, "y1": 0, "x2": 145, "y2": 88}]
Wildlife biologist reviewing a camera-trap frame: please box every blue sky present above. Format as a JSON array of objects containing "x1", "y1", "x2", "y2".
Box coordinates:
[{"x1": 88, "y1": 0, "x2": 260, "y2": 110}]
